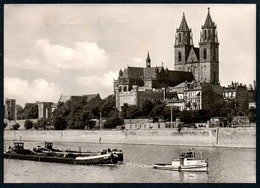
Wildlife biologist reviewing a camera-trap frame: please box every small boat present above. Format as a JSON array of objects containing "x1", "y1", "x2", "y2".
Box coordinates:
[
  {"x1": 4, "y1": 142, "x2": 123, "y2": 165},
  {"x1": 153, "y1": 150, "x2": 208, "y2": 172}
]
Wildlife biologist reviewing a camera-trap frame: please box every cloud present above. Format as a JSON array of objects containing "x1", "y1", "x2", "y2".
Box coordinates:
[
  {"x1": 128, "y1": 57, "x2": 144, "y2": 65},
  {"x1": 36, "y1": 39, "x2": 108, "y2": 70},
  {"x1": 4, "y1": 77, "x2": 61, "y2": 106},
  {"x1": 5, "y1": 58, "x2": 41, "y2": 70},
  {"x1": 75, "y1": 70, "x2": 118, "y2": 97}
]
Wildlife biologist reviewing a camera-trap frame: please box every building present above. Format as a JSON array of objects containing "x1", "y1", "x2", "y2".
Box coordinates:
[
  {"x1": 223, "y1": 82, "x2": 249, "y2": 114},
  {"x1": 184, "y1": 81, "x2": 223, "y2": 110},
  {"x1": 174, "y1": 8, "x2": 219, "y2": 84},
  {"x1": 58, "y1": 94, "x2": 100, "y2": 103},
  {"x1": 248, "y1": 81, "x2": 256, "y2": 108},
  {"x1": 166, "y1": 98, "x2": 185, "y2": 111},
  {"x1": 114, "y1": 52, "x2": 194, "y2": 93},
  {"x1": 4, "y1": 98, "x2": 16, "y2": 120},
  {"x1": 50, "y1": 94, "x2": 101, "y2": 113},
  {"x1": 114, "y1": 8, "x2": 223, "y2": 111},
  {"x1": 115, "y1": 85, "x2": 180, "y2": 111},
  {"x1": 114, "y1": 52, "x2": 194, "y2": 111},
  {"x1": 37, "y1": 102, "x2": 53, "y2": 119}
]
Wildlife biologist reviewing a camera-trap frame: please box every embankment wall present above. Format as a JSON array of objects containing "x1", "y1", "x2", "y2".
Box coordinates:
[{"x1": 4, "y1": 127, "x2": 256, "y2": 148}]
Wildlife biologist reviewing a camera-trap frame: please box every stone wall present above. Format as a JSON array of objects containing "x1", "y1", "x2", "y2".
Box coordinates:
[
  {"x1": 217, "y1": 127, "x2": 255, "y2": 148},
  {"x1": 4, "y1": 127, "x2": 256, "y2": 148}
]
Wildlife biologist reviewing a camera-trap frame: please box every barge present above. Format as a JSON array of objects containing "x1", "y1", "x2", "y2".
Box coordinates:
[{"x1": 4, "y1": 142, "x2": 123, "y2": 165}]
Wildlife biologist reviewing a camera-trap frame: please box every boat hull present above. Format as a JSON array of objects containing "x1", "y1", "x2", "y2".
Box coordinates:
[
  {"x1": 75, "y1": 153, "x2": 117, "y2": 165},
  {"x1": 4, "y1": 153, "x2": 118, "y2": 165},
  {"x1": 4, "y1": 153, "x2": 75, "y2": 164},
  {"x1": 153, "y1": 163, "x2": 208, "y2": 172}
]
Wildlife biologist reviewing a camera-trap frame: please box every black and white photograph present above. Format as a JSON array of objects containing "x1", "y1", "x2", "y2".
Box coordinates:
[{"x1": 3, "y1": 4, "x2": 256, "y2": 183}]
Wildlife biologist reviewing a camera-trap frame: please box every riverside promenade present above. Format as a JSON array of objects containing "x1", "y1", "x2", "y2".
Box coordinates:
[{"x1": 4, "y1": 127, "x2": 256, "y2": 149}]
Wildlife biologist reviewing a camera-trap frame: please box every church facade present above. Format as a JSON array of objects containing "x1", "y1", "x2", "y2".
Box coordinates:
[
  {"x1": 114, "y1": 8, "x2": 223, "y2": 111},
  {"x1": 174, "y1": 8, "x2": 219, "y2": 85}
]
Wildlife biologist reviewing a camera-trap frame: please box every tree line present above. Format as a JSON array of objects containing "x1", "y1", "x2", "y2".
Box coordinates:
[
  {"x1": 5, "y1": 95, "x2": 256, "y2": 130},
  {"x1": 121, "y1": 98, "x2": 256, "y2": 124}
]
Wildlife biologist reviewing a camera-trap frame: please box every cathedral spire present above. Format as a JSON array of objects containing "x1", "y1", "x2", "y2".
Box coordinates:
[
  {"x1": 178, "y1": 12, "x2": 190, "y2": 32},
  {"x1": 146, "y1": 51, "x2": 151, "y2": 68},
  {"x1": 203, "y1": 7, "x2": 216, "y2": 29}
]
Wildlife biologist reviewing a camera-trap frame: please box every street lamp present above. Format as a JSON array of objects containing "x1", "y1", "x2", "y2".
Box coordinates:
[
  {"x1": 170, "y1": 106, "x2": 173, "y2": 128},
  {"x1": 99, "y1": 111, "x2": 102, "y2": 130}
]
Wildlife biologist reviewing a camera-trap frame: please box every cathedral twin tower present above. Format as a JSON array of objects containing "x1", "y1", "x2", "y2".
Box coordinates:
[{"x1": 174, "y1": 8, "x2": 219, "y2": 84}]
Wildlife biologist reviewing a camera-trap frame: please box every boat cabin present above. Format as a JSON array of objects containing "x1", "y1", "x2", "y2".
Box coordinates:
[
  {"x1": 13, "y1": 142, "x2": 24, "y2": 150},
  {"x1": 179, "y1": 150, "x2": 196, "y2": 165},
  {"x1": 45, "y1": 142, "x2": 54, "y2": 150}
]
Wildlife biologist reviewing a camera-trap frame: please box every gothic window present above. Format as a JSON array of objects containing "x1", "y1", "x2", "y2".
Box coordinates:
[
  {"x1": 204, "y1": 30, "x2": 207, "y2": 40},
  {"x1": 119, "y1": 86, "x2": 122, "y2": 92},
  {"x1": 178, "y1": 51, "x2": 182, "y2": 62},
  {"x1": 178, "y1": 33, "x2": 181, "y2": 43},
  {"x1": 203, "y1": 48, "x2": 207, "y2": 60},
  {"x1": 123, "y1": 86, "x2": 127, "y2": 92}
]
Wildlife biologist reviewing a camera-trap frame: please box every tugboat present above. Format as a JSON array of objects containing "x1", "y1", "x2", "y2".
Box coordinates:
[
  {"x1": 153, "y1": 149, "x2": 208, "y2": 172},
  {"x1": 4, "y1": 142, "x2": 123, "y2": 165}
]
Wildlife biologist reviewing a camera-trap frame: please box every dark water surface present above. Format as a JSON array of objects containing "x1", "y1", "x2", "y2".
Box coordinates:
[{"x1": 4, "y1": 141, "x2": 255, "y2": 183}]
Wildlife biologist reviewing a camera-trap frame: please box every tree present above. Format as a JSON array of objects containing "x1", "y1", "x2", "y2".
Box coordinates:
[
  {"x1": 121, "y1": 103, "x2": 129, "y2": 119},
  {"x1": 24, "y1": 119, "x2": 33, "y2": 130},
  {"x1": 16, "y1": 105, "x2": 24, "y2": 120},
  {"x1": 34, "y1": 118, "x2": 51, "y2": 130},
  {"x1": 248, "y1": 107, "x2": 256, "y2": 123},
  {"x1": 85, "y1": 120, "x2": 96, "y2": 129},
  {"x1": 103, "y1": 113, "x2": 124, "y2": 129},
  {"x1": 53, "y1": 116, "x2": 67, "y2": 130},
  {"x1": 140, "y1": 100, "x2": 154, "y2": 117},
  {"x1": 12, "y1": 123, "x2": 20, "y2": 130},
  {"x1": 4, "y1": 122, "x2": 8, "y2": 130},
  {"x1": 124, "y1": 105, "x2": 140, "y2": 119},
  {"x1": 149, "y1": 103, "x2": 166, "y2": 122},
  {"x1": 197, "y1": 109, "x2": 210, "y2": 122},
  {"x1": 100, "y1": 95, "x2": 116, "y2": 118},
  {"x1": 161, "y1": 106, "x2": 171, "y2": 121},
  {"x1": 7, "y1": 115, "x2": 13, "y2": 121},
  {"x1": 179, "y1": 110, "x2": 193, "y2": 124},
  {"x1": 23, "y1": 103, "x2": 38, "y2": 119}
]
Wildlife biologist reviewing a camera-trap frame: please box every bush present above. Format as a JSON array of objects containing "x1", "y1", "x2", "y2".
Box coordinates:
[
  {"x1": 248, "y1": 114, "x2": 256, "y2": 122},
  {"x1": 53, "y1": 116, "x2": 68, "y2": 130},
  {"x1": 103, "y1": 116, "x2": 124, "y2": 129},
  {"x1": 34, "y1": 118, "x2": 50, "y2": 130},
  {"x1": 4, "y1": 122, "x2": 8, "y2": 130},
  {"x1": 24, "y1": 119, "x2": 33, "y2": 130},
  {"x1": 33, "y1": 121, "x2": 40, "y2": 130},
  {"x1": 12, "y1": 123, "x2": 20, "y2": 130}
]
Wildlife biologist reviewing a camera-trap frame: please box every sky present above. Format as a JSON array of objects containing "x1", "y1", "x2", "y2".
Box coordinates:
[{"x1": 4, "y1": 4, "x2": 256, "y2": 106}]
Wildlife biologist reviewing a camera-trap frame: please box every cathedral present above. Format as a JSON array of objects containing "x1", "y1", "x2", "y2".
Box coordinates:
[
  {"x1": 174, "y1": 8, "x2": 219, "y2": 84},
  {"x1": 114, "y1": 8, "x2": 223, "y2": 111}
]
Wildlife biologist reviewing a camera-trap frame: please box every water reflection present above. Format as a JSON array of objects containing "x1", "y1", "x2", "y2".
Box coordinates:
[{"x1": 178, "y1": 171, "x2": 209, "y2": 183}]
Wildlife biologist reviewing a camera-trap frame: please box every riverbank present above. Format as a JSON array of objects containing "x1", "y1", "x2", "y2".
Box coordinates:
[{"x1": 4, "y1": 127, "x2": 256, "y2": 149}]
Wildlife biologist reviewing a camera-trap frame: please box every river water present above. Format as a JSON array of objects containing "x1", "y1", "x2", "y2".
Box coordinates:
[{"x1": 4, "y1": 140, "x2": 255, "y2": 183}]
